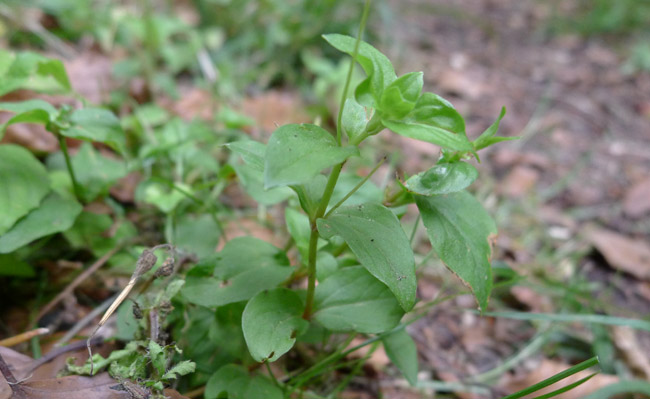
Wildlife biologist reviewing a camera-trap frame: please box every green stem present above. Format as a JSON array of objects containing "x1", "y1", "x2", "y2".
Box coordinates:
[
  {"x1": 325, "y1": 156, "x2": 386, "y2": 218},
  {"x1": 336, "y1": 0, "x2": 371, "y2": 145},
  {"x1": 57, "y1": 135, "x2": 83, "y2": 201},
  {"x1": 302, "y1": 0, "x2": 371, "y2": 319}
]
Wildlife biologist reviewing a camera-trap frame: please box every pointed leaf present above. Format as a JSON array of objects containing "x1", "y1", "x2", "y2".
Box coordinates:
[
  {"x1": 317, "y1": 203, "x2": 416, "y2": 311},
  {"x1": 410, "y1": 92, "x2": 465, "y2": 135},
  {"x1": 0, "y1": 145, "x2": 50, "y2": 235},
  {"x1": 383, "y1": 119, "x2": 473, "y2": 151},
  {"x1": 404, "y1": 162, "x2": 478, "y2": 195},
  {"x1": 379, "y1": 72, "x2": 423, "y2": 119},
  {"x1": 323, "y1": 34, "x2": 396, "y2": 105},
  {"x1": 0, "y1": 193, "x2": 82, "y2": 253},
  {"x1": 182, "y1": 237, "x2": 292, "y2": 307},
  {"x1": 416, "y1": 191, "x2": 497, "y2": 311},
  {"x1": 313, "y1": 266, "x2": 404, "y2": 333},
  {"x1": 383, "y1": 329, "x2": 418, "y2": 386},
  {"x1": 264, "y1": 124, "x2": 358, "y2": 188},
  {"x1": 341, "y1": 98, "x2": 369, "y2": 141},
  {"x1": 473, "y1": 107, "x2": 517, "y2": 150},
  {"x1": 242, "y1": 288, "x2": 308, "y2": 362}
]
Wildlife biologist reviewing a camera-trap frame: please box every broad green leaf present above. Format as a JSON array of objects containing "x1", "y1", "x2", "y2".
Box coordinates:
[
  {"x1": 162, "y1": 360, "x2": 195, "y2": 381},
  {"x1": 323, "y1": 34, "x2": 396, "y2": 105},
  {"x1": 404, "y1": 162, "x2": 478, "y2": 195},
  {"x1": 136, "y1": 179, "x2": 189, "y2": 213},
  {"x1": 0, "y1": 100, "x2": 57, "y2": 139},
  {"x1": 0, "y1": 145, "x2": 50, "y2": 235},
  {"x1": 473, "y1": 107, "x2": 517, "y2": 150},
  {"x1": 170, "y1": 213, "x2": 220, "y2": 259},
  {"x1": 410, "y1": 92, "x2": 466, "y2": 136},
  {"x1": 182, "y1": 237, "x2": 292, "y2": 307},
  {"x1": 63, "y1": 212, "x2": 136, "y2": 257},
  {"x1": 205, "y1": 365, "x2": 282, "y2": 399},
  {"x1": 313, "y1": 266, "x2": 404, "y2": 333},
  {"x1": 379, "y1": 72, "x2": 423, "y2": 119},
  {"x1": 290, "y1": 174, "x2": 327, "y2": 218},
  {"x1": 0, "y1": 254, "x2": 35, "y2": 277},
  {"x1": 416, "y1": 191, "x2": 497, "y2": 311},
  {"x1": 264, "y1": 124, "x2": 359, "y2": 189},
  {"x1": 317, "y1": 203, "x2": 416, "y2": 311},
  {"x1": 316, "y1": 251, "x2": 338, "y2": 281},
  {"x1": 0, "y1": 193, "x2": 82, "y2": 253},
  {"x1": 383, "y1": 119, "x2": 473, "y2": 151},
  {"x1": 382, "y1": 329, "x2": 418, "y2": 386},
  {"x1": 242, "y1": 288, "x2": 308, "y2": 362},
  {"x1": 0, "y1": 50, "x2": 71, "y2": 96},
  {"x1": 341, "y1": 98, "x2": 369, "y2": 141},
  {"x1": 61, "y1": 108, "x2": 126, "y2": 152}
]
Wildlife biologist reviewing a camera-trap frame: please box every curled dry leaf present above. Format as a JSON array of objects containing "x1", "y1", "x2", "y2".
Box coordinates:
[{"x1": 587, "y1": 227, "x2": 650, "y2": 280}]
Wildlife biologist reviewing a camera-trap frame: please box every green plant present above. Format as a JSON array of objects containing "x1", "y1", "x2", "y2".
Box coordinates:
[{"x1": 175, "y1": 1, "x2": 519, "y2": 396}]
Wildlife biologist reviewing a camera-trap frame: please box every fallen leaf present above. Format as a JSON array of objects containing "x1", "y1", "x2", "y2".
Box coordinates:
[
  {"x1": 587, "y1": 227, "x2": 650, "y2": 280},
  {"x1": 623, "y1": 177, "x2": 650, "y2": 219}
]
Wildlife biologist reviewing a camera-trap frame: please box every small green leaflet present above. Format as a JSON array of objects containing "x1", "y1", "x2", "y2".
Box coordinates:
[
  {"x1": 382, "y1": 329, "x2": 418, "y2": 386},
  {"x1": 404, "y1": 162, "x2": 478, "y2": 196}
]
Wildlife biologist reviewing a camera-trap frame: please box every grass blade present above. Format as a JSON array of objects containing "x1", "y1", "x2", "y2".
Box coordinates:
[
  {"x1": 500, "y1": 356, "x2": 599, "y2": 399},
  {"x1": 481, "y1": 311, "x2": 650, "y2": 332},
  {"x1": 531, "y1": 373, "x2": 596, "y2": 399}
]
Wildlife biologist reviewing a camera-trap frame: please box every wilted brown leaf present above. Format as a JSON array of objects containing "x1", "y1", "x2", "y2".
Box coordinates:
[{"x1": 587, "y1": 227, "x2": 650, "y2": 280}]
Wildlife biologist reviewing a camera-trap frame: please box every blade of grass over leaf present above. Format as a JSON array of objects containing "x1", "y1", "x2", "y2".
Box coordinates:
[{"x1": 530, "y1": 373, "x2": 597, "y2": 399}]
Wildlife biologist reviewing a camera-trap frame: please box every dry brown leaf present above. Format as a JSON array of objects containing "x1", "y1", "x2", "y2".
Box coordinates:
[
  {"x1": 64, "y1": 53, "x2": 114, "y2": 105},
  {"x1": 504, "y1": 358, "x2": 618, "y2": 399},
  {"x1": 587, "y1": 227, "x2": 650, "y2": 280},
  {"x1": 612, "y1": 326, "x2": 650, "y2": 379},
  {"x1": 623, "y1": 177, "x2": 650, "y2": 219},
  {"x1": 500, "y1": 166, "x2": 539, "y2": 198}
]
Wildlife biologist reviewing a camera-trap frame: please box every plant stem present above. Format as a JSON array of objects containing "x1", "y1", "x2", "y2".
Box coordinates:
[
  {"x1": 302, "y1": 0, "x2": 372, "y2": 319},
  {"x1": 57, "y1": 134, "x2": 83, "y2": 201}
]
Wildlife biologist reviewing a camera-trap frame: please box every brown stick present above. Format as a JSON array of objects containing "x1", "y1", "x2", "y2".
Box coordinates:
[
  {"x1": 37, "y1": 244, "x2": 124, "y2": 321},
  {"x1": 0, "y1": 328, "x2": 49, "y2": 347},
  {"x1": 0, "y1": 352, "x2": 26, "y2": 398}
]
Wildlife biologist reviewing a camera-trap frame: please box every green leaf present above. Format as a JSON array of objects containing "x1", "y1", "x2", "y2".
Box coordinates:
[
  {"x1": 205, "y1": 365, "x2": 283, "y2": 399},
  {"x1": 323, "y1": 34, "x2": 396, "y2": 105},
  {"x1": 0, "y1": 145, "x2": 50, "y2": 235},
  {"x1": 473, "y1": 107, "x2": 516, "y2": 150},
  {"x1": 61, "y1": 108, "x2": 126, "y2": 153},
  {"x1": 382, "y1": 329, "x2": 418, "y2": 386},
  {"x1": 0, "y1": 193, "x2": 82, "y2": 253},
  {"x1": 226, "y1": 140, "x2": 266, "y2": 171},
  {"x1": 0, "y1": 100, "x2": 57, "y2": 139},
  {"x1": 329, "y1": 172, "x2": 383, "y2": 209},
  {"x1": 232, "y1": 161, "x2": 294, "y2": 205},
  {"x1": 264, "y1": 124, "x2": 359, "y2": 189},
  {"x1": 383, "y1": 119, "x2": 473, "y2": 151},
  {"x1": 182, "y1": 237, "x2": 292, "y2": 307},
  {"x1": 341, "y1": 98, "x2": 370, "y2": 141},
  {"x1": 290, "y1": 174, "x2": 327, "y2": 218},
  {"x1": 379, "y1": 72, "x2": 423, "y2": 119},
  {"x1": 0, "y1": 254, "x2": 35, "y2": 277},
  {"x1": 410, "y1": 92, "x2": 466, "y2": 136},
  {"x1": 148, "y1": 341, "x2": 166, "y2": 375},
  {"x1": 404, "y1": 162, "x2": 478, "y2": 195},
  {"x1": 63, "y1": 212, "x2": 136, "y2": 257},
  {"x1": 136, "y1": 179, "x2": 189, "y2": 213},
  {"x1": 416, "y1": 191, "x2": 497, "y2": 311},
  {"x1": 0, "y1": 50, "x2": 71, "y2": 96},
  {"x1": 317, "y1": 203, "x2": 416, "y2": 311},
  {"x1": 162, "y1": 360, "x2": 196, "y2": 380},
  {"x1": 171, "y1": 213, "x2": 220, "y2": 259},
  {"x1": 242, "y1": 288, "x2": 308, "y2": 362},
  {"x1": 313, "y1": 266, "x2": 404, "y2": 333}
]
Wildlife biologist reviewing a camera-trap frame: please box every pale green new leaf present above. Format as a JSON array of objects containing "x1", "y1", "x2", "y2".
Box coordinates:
[
  {"x1": 162, "y1": 360, "x2": 195, "y2": 380},
  {"x1": 317, "y1": 203, "x2": 416, "y2": 311},
  {"x1": 313, "y1": 266, "x2": 404, "y2": 333},
  {"x1": 242, "y1": 288, "x2": 308, "y2": 362},
  {"x1": 473, "y1": 107, "x2": 517, "y2": 150},
  {"x1": 416, "y1": 191, "x2": 497, "y2": 311},
  {"x1": 383, "y1": 119, "x2": 473, "y2": 151},
  {"x1": 323, "y1": 34, "x2": 396, "y2": 105},
  {"x1": 0, "y1": 50, "x2": 71, "y2": 96},
  {"x1": 0, "y1": 145, "x2": 50, "y2": 235},
  {"x1": 264, "y1": 124, "x2": 358, "y2": 188},
  {"x1": 61, "y1": 108, "x2": 126, "y2": 153},
  {"x1": 341, "y1": 98, "x2": 369, "y2": 141}
]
